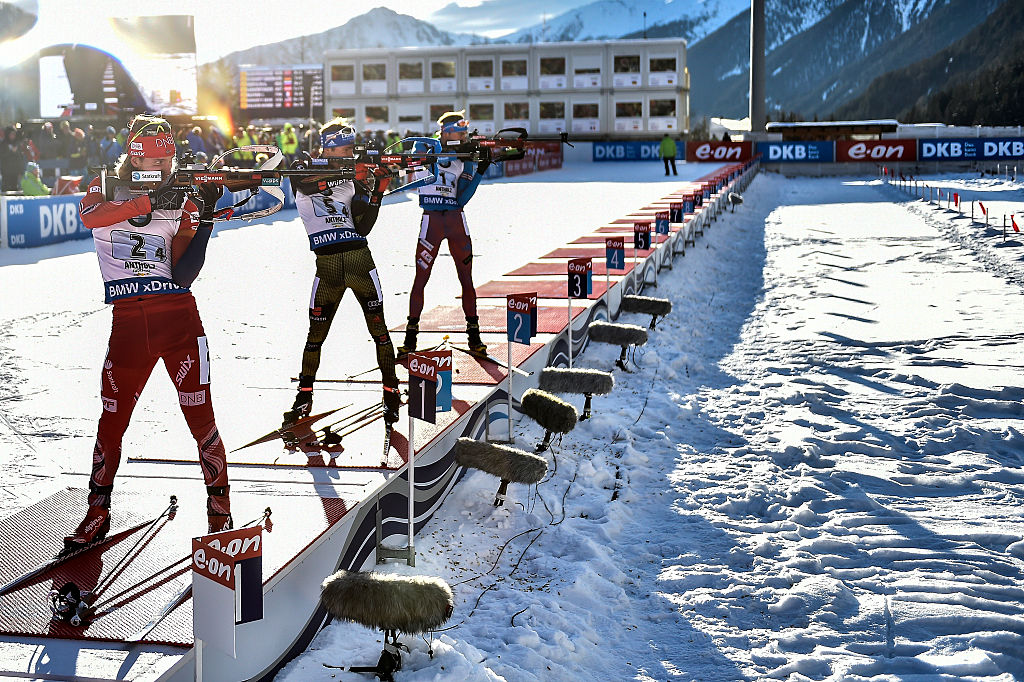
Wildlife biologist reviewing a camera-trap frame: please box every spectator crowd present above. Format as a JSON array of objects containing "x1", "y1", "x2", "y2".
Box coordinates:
[{"x1": 0, "y1": 117, "x2": 415, "y2": 196}]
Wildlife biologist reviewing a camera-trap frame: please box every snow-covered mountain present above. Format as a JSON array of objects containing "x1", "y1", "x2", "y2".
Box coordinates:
[
  {"x1": 688, "y1": 0, "x2": 1005, "y2": 119},
  {"x1": 500, "y1": 0, "x2": 749, "y2": 44},
  {"x1": 212, "y1": 7, "x2": 486, "y2": 68}
]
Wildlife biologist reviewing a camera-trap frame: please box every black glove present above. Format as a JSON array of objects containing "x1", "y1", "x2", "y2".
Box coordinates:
[
  {"x1": 148, "y1": 182, "x2": 187, "y2": 211},
  {"x1": 382, "y1": 386, "x2": 401, "y2": 425},
  {"x1": 196, "y1": 184, "x2": 223, "y2": 222}
]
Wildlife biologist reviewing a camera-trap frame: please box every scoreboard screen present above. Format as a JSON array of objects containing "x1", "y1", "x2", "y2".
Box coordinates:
[{"x1": 239, "y1": 65, "x2": 324, "y2": 119}]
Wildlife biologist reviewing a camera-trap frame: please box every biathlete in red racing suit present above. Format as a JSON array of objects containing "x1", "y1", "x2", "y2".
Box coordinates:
[
  {"x1": 398, "y1": 111, "x2": 492, "y2": 358},
  {"x1": 69, "y1": 114, "x2": 231, "y2": 546},
  {"x1": 284, "y1": 118, "x2": 402, "y2": 428}
]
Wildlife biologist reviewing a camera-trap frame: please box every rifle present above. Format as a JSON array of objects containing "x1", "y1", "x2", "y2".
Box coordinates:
[{"x1": 386, "y1": 127, "x2": 573, "y2": 163}]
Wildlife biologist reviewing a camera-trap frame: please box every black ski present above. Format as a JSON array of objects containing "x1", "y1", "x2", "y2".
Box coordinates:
[
  {"x1": 49, "y1": 497, "x2": 179, "y2": 626},
  {"x1": 0, "y1": 507, "x2": 171, "y2": 598}
]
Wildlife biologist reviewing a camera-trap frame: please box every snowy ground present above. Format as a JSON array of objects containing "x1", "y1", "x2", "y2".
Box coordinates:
[
  {"x1": 278, "y1": 173, "x2": 1024, "y2": 681},
  {"x1": 3, "y1": 166, "x2": 1024, "y2": 681}
]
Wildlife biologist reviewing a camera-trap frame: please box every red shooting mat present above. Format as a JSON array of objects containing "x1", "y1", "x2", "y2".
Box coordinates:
[
  {"x1": 542, "y1": 246, "x2": 656, "y2": 260},
  {"x1": 472, "y1": 278, "x2": 610, "y2": 300},
  {"x1": 505, "y1": 260, "x2": 636, "y2": 277},
  {"x1": 0, "y1": 486, "x2": 333, "y2": 646},
  {"x1": 390, "y1": 304, "x2": 590, "y2": 334}
]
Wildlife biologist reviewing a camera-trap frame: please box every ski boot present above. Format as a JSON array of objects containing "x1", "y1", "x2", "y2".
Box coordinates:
[
  {"x1": 64, "y1": 506, "x2": 110, "y2": 550},
  {"x1": 283, "y1": 379, "x2": 315, "y2": 427},
  {"x1": 382, "y1": 385, "x2": 402, "y2": 425},
  {"x1": 207, "y1": 485, "x2": 232, "y2": 534},
  {"x1": 466, "y1": 316, "x2": 487, "y2": 358},
  {"x1": 396, "y1": 317, "x2": 419, "y2": 360}
]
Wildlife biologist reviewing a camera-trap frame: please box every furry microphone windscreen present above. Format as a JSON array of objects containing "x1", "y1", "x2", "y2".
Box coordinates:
[
  {"x1": 454, "y1": 438, "x2": 548, "y2": 483},
  {"x1": 587, "y1": 321, "x2": 649, "y2": 347},
  {"x1": 538, "y1": 367, "x2": 614, "y2": 396},
  {"x1": 520, "y1": 388, "x2": 578, "y2": 434},
  {"x1": 621, "y1": 295, "x2": 672, "y2": 318},
  {"x1": 320, "y1": 570, "x2": 454, "y2": 635}
]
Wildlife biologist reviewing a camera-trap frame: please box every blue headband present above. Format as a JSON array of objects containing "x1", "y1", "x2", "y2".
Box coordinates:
[
  {"x1": 321, "y1": 126, "x2": 355, "y2": 149},
  {"x1": 440, "y1": 119, "x2": 468, "y2": 134}
]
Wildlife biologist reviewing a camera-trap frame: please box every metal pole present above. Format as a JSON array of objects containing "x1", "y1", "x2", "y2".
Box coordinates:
[
  {"x1": 407, "y1": 414, "x2": 415, "y2": 566},
  {"x1": 749, "y1": 0, "x2": 766, "y2": 133},
  {"x1": 507, "y1": 342, "x2": 513, "y2": 443},
  {"x1": 567, "y1": 297, "x2": 573, "y2": 369}
]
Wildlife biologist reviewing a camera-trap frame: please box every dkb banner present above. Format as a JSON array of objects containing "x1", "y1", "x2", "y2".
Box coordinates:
[{"x1": 755, "y1": 141, "x2": 835, "y2": 163}]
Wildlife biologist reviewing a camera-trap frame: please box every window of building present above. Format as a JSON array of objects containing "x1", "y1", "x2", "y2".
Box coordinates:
[
  {"x1": 362, "y1": 63, "x2": 386, "y2": 80},
  {"x1": 540, "y1": 102, "x2": 565, "y2": 118},
  {"x1": 468, "y1": 60, "x2": 493, "y2": 78},
  {"x1": 330, "y1": 64, "x2": 355, "y2": 96},
  {"x1": 399, "y1": 62, "x2": 422, "y2": 79},
  {"x1": 650, "y1": 57, "x2": 676, "y2": 72},
  {"x1": 331, "y1": 64, "x2": 354, "y2": 81},
  {"x1": 648, "y1": 57, "x2": 678, "y2": 86},
  {"x1": 540, "y1": 57, "x2": 565, "y2": 75},
  {"x1": 613, "y1": 55, "x2": 640, "y2": 73},
  {"x1": 430, "y1": 104, "x2": 455, "y2": 123},
  {"x1": 468, "y1": 103, "x2": 495, "y2": 134},
  {"x1": 468, "y1": 59, "x2": 494, "y2": 92},
  {"x1": 502, "y1": 59, "x2": 527, "y2": 77},
  {"x1": 361, "y1": 63, "x2": 387, "y2": 95},
  {"x1": 469, "y1": 103, "x2": 494, "y2": 120},
  {"x1": 332, "y1": 107, "x2": 355, "y2": 119},
  {"x1": 504, "y1": 101, "x2": 530, "y2": 121},
  {"x1": 572, "y1": 102, "x2": 600, "y2": 133},
  {"x1": 649, "y1": 99, "x2": 676, "y2": 117},
  {"x1": 365, "y1": 105, "x2": 388, "y2": 124},
  {"x1": 573, "y1": 54, "x2": 602, "y2": 88},
  {"x1": 615, "y1": 101, "x2": 642, "y2": 117},
  {"x1": 431, "y1": 61, "x2": 456, "y2": 79},
  {"x1": 648, "y1": 98, "x2": 677, "y2": 131}
]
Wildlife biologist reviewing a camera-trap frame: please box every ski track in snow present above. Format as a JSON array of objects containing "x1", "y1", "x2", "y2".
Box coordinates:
[
  {"x1": 3, "y1": 166, "x2": 1024, "y2": 681},
  {"x1": 276, "y1": 174, "x2": 1024, "y2": 681}
]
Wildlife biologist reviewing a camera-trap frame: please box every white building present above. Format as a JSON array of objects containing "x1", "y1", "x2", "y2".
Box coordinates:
[{"x1": 323, "y1": 39, "x2": 688, "y2": 139}]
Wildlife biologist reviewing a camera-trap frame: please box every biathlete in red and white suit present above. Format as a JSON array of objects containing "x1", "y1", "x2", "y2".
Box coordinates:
[
  {"x1": 397, "y1": 111, "x2": 492, "y2": 358},
  {"x1": 69, "y1": 114, "x2": 230, "y2": 546}
]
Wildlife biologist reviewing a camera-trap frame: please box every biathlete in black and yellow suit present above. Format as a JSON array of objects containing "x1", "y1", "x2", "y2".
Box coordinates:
[{"x1": 284, "y1": 119, "x2": 401, "y2": 427}]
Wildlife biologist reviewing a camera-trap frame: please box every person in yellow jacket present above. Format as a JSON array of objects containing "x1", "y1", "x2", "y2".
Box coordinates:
[
  {"x1": 232, "y1": 126, "x2": 256, "y2": 166},
  {"x1": 277, "y1": 122, "x2": 299, "y2": 164},
  {"x1": 659, "y1": 133, "x2": 677, "y2": 176},
  {"x1": 21, "y1": 162, "x2": 50, "y2": 196}
]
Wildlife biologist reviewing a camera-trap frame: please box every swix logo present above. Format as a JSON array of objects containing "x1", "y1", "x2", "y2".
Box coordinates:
[
  {"x1": 175, "y1": 355, "x2": 194, "y2": 386},
  {"x1": 838, "y1": 140, "x2": 915, "y2": 162}
]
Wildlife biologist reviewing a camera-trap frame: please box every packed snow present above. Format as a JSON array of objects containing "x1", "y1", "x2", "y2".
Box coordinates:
[
  {"x1": 3, "y1": 164, "x2": 1024, "y2": 680},
  {"x1": 276, "y1": 172, "x2": 1024, "y2": 680}
]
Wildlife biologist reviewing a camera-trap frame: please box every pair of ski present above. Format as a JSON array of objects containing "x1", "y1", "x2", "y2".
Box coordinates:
[
  {"x1": 234, "y1": 401, "x2": 391, "y2": 461},
  {"x1": 0, "y1": 496, "x2": 179, "y2": 602},
  {"x1": 48, "y1": 496, "x2": 180, "y2": 627},
  {"x1": 304, "y1": 343, "x2": 532, "y2": 383}
]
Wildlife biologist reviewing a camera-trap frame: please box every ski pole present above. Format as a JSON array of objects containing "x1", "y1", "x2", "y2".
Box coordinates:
[
  {"x1": 85, "y1": 496, "x2": 178, "y2": 603},
  {"x1": 91, "y1": 508, "x2": 272, "y2": 615}
]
